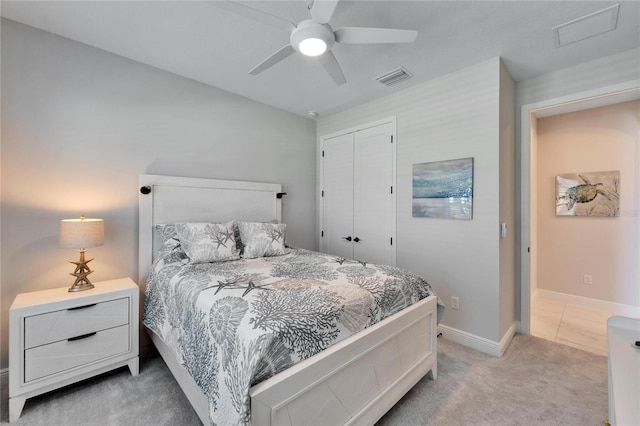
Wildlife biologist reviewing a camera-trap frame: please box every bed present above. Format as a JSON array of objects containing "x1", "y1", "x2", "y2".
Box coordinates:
[{"x1": 138, "y1": 174, "x2": 442, "y2": 425}]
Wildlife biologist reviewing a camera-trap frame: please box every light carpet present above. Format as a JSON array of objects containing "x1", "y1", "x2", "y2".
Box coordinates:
[{"x1": 0, "y1": 334, "x2": 608, "y2": 425}]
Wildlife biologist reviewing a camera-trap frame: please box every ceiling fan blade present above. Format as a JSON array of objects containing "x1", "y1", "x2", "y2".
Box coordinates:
[
  {"x1": 318, "y1": 51, "x2": 346, "y2": 85},
  {"x1": 310, "y1": 0, "x2": 339, "y2": 24},
  {"x1": 334, "y1": 27, "x2": 418, "y2": 44},
  {"x1": 213, "y1": 1, "x2": 296, "y2": 32},
  {"x1": 249, "y1": 45, "x2": 296, "y2": 75}
]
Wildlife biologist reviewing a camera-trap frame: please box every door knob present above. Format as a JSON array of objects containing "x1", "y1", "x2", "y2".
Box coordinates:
[
  {"x1": 342, "y1": 236, "x2": 352, "y2": 241},
  {"x1": 353, "y1": 237, "x2": 360, "y2": 243}
]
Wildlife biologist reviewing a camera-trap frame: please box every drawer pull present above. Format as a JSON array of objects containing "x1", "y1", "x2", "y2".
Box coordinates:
[
  {"x1": 67, "y1": 303, "x2": 97, "y2": 311},
  {"x1": 68, "y1": 332, "x2": 97, "y2": 342}
]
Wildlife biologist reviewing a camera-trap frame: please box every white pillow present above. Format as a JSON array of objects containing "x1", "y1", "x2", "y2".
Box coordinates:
[
  {"x1": 174, "y1": 221, "x2": 240, "y2": 263},
  {"x1": 237, "y1": 222, "x2": 289, "y2": 259}
]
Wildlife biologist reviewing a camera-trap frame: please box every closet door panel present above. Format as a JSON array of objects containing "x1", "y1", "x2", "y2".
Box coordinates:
[
  {"x1": 354, "y1": 123, "x2": 394, "y2": 265},
  {"x1": 322, "y1": 133, "x2": 354, "y2": 259}
]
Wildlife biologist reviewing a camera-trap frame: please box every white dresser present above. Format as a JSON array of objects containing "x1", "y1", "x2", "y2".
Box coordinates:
[
  {"x1": 607, "y1": 316, "x2": 640, "y2": 426},
  {"x1": 9, "y1": 278, "x2": 139, "y2": 422}
]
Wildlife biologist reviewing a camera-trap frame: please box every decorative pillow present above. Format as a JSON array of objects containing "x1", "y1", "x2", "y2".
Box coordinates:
[
  {"x1": 174, "y1": 221, "x2": 240, "y2": 263},
  {"x1": 233, "y1": 219, "x2": 279, "y2": 254},
  {"x1": 155, "y1": 223, "x2": 181, "y2": 250},
  {"x1": 237, "y1": 222, "x2": 289, "y2": 259},
  {"x1": 156, "y1": 223, "x2": 178, "y2": 242}
]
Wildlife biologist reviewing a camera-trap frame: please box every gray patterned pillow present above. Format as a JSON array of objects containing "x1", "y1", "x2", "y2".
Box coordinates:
[
  {"x1": 237, "y1": 222, "x2": 289, "y2": 259},
  {"x1": 155, "y1": 223, "x2": 181, "y2": 251},
  {"x1": 174, "y1": 221, "x2": 240, "y2": 263},
  {"x1": 156, "y1": 223, "x2": 177, "y2": 242}
]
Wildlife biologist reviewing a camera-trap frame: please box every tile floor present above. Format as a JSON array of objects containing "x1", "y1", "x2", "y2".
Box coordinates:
[{"x1": 530, "y1": 297, "x2": 611, "y2": 356}]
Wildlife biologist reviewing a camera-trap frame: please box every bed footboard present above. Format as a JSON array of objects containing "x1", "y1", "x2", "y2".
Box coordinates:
[
  {"x1": 249, "y1": 295, "x2": 438, "y2": 425},
  {"x1": 147, "y1": 295, "x2": 437, "y2": 426}
]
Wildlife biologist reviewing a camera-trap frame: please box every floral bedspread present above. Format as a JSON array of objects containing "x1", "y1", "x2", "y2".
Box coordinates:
[{"x1": 143, "y1": 243, "x2": 442, "y2": 425}]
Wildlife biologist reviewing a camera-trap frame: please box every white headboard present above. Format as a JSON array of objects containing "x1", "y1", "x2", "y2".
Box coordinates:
[{"x1": 138, "y1": 174, "x2": 282, "y2": 290}]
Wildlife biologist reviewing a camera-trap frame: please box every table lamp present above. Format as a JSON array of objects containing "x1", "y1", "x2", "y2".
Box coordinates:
[{"x1": 60, "y1": 215, "x2": 104, "y2": 292}]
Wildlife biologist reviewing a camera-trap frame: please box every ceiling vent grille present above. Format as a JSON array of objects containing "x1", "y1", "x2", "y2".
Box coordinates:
[
  {"x1": 553, "y1": 4, "x2": 620, "y2": 47},
  {"x1": 375, "y1": 67, "x2": 413, "y2": 86}
]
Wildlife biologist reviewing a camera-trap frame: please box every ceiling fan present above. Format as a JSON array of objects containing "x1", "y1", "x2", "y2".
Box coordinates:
[{"x1": 218, "y1": 0, "x2": 418, "y2": 85}]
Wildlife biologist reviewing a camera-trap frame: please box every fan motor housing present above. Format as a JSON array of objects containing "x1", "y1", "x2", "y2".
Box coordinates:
[{"x1": 291, "y1": 20, "x2": 335, "y2": 54}]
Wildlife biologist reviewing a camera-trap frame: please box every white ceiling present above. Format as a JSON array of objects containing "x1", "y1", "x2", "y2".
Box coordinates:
[{"x1": 2, "y1": 1, "x2": 639, "y2": 118}]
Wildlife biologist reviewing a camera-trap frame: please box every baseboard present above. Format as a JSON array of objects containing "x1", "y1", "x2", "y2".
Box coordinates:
[
  {"x1": 515, "y1": 320, "x2": 523, "y2": 334},
  {"x1": 535, "y1": 289, "x2": 640, "y2": 318},
  {"x1": 498, "y1": 322, "x2": 517, "y2": 356},
  {"x1": 438, "y1": 323, "x2": 516, "y2": 357}
]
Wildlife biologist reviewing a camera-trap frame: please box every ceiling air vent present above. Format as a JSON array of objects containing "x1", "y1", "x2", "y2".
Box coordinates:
[
  {"x1": 553, "y1": 4, "x2": 620, "y2": 47},
  {"x1": 375, "y1": 67, "x2": 413, "y2": 86}
]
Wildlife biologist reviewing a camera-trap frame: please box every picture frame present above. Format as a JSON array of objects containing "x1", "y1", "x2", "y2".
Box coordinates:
[
  {"x1": 555, "y1": 170, "x2": 620, "y2": 217},
  {"x1": 412, "y1": 157, "x2": 473, "y2": 219}
]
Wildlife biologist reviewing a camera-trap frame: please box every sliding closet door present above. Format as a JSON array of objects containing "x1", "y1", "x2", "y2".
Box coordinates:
[
  {"x1": 353, "y1": 122, "x2": 394, "y2": 265},
  {"x1": 321, "y1": 133, "x2": 354, "y2": 259}
]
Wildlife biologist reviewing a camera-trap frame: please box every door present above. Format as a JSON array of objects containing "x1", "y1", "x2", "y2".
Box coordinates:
[
  {"x1": 322, "y1": 132, "x2": 354, "y2": 259},
  {"x1": 353, "y1": 122, "x2": 394, "y2": 265},
  {"x1": 321, "y1": 121, "x2": 395, "y2": 265}
]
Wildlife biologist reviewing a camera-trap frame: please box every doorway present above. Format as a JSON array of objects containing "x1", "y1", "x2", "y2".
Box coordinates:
[{"x1": 519, "y1": 82, "x2": 640, "y2": 335}]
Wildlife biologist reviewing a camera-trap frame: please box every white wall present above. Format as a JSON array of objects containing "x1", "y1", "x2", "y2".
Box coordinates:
[
  {"x1": 0, "y1": 19, "x2": 317, "y2": 369},
  {"x1": 536, "y1": 101, "x2": 639, "y2": 305},
  {"x1": 0, "y1": 16, "x2": 3, "y2": 373},
  {"x1": 499, "y1": 61, "x2": 515, "y2": 338},
  {"x1": 318, "y1": 58, "x2": 515, "y2": 346},
  {"x1": 530, "y1": 115, "x2": 538, "y2": 300},
  {"x1": 516, "y1": 49, "x2": 640, "y2": 108},
  {"x1": 515, "y1": 48, "x2": 640, "y2": 321}
]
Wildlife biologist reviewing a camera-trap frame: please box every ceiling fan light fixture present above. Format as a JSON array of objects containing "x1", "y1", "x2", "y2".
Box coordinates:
[
  {"x1": 291, "y1": 19, "x2": 335, "y2": 56},
  {"x1": 299, "y1": 38, "x2": 327, "y2": 56},
  {"x1": 243, "y1": 2, "x2": 418, "y2": 86}
]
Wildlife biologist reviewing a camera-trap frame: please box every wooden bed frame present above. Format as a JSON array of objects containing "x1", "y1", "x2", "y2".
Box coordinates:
[{"x1": 138, "y1": 174, "x2": 438, "y2": 425}]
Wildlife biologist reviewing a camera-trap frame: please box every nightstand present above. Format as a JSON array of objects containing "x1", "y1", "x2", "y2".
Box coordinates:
[{"x1": 9, "y1": 277, "x2": 139, "y2": 422}]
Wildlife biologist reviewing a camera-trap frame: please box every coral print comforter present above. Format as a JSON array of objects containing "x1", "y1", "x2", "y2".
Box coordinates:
[{"x1": 143, "y1": 238, "x2": 441, "y2": 425}]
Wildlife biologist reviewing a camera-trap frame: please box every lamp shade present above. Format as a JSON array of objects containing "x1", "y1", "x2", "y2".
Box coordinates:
[{"x1": 60, "y1": 217, "x2": 104, "y2": 249}]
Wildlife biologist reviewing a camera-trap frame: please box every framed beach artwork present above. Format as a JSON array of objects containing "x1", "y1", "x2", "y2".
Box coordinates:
[
  {"x1": 556, "y1": 170, "x2": 620, "y2": 217},
  {"x1": 413, "y1": 157, "x2": 473, "y2": 219}
]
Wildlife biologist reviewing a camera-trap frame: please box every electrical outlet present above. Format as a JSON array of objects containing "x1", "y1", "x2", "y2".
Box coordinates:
[
  {"x1": 451, "y1": 296, "x2": 460, "y2": 310},
  {"x1": 583, "y1": 274, "x2": 593, "y2": 285}
]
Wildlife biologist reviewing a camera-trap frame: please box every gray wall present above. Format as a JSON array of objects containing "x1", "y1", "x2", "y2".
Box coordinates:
[
  {"x1": 0, "y1": 19, "x2": 317, "y2": 369},
  {"x1": 318, "y1": 58, "x2": 515, "y2": 344}
]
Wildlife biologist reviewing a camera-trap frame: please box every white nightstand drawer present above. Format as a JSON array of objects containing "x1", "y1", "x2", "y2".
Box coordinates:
[
  {"x1": 24, "y1": 324, "x2": 130, "y2": 382},
  {"x1": 25, "y1": 298, "x2": 129, "y2": 349}
]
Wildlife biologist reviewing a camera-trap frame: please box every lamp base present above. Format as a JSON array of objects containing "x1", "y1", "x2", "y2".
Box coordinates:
[
  {"x1": 68, "y1": 249, "x2": 96, "y2": 292},
  {"x1": 68, "y1": 281, "x2": 95, "y2": 292}
]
